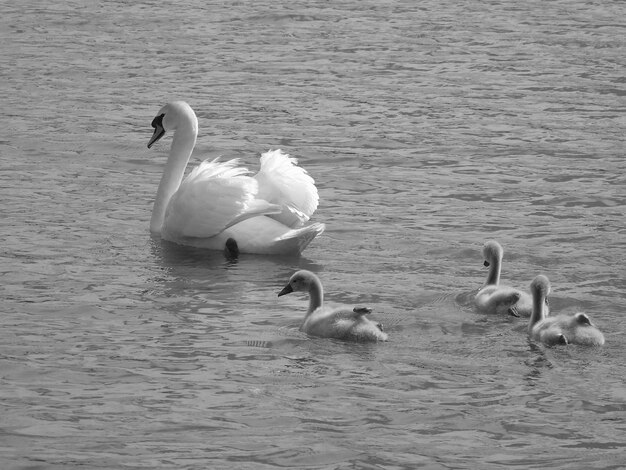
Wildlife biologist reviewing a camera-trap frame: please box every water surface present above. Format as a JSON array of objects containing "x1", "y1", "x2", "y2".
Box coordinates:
[{"x1": 1, "y1": 1, "x2": 625, "y2": 468}]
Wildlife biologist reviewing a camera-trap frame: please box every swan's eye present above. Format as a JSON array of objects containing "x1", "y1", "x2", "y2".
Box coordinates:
[
  {"x1": 151, "y1": 113, "x2": 165, "y2": 129},
  {"x1": 483, "y1": 261, "x2": 490, "y2": 267}
]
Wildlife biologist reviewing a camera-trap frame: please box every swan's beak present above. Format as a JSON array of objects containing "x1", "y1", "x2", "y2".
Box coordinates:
[
  {"x1": 483, "y1": 261, "x2": 490, "y2": 267},
  {"x1": 278, "y1": 284, "x2": 293, "y2": 297},
  {"x1": 147, "y1": 114, "x2": 166, "y2": 149}
]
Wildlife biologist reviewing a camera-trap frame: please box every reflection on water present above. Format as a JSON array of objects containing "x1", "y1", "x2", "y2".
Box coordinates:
[{"x1": 1, "y1": 0, "x2": 625, "y2": 468}]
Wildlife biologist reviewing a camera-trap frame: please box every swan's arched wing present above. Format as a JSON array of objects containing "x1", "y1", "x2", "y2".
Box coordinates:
[
  {"x1": 162, "y1": 158, "x2": 280, "y2": 239},
  {"x1": 254, "y1": 149, "x2": 319, "y2": 228}
]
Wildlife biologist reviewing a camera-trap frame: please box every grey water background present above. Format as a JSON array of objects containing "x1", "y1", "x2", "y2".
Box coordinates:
[{"x1": 1, "y1": 0, "x2": 625, "y2": 468}]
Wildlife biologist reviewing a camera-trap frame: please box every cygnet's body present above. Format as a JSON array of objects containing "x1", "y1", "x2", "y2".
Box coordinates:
[
  {"x1": 278, "y1": 270, "x2": 388, "y2": 342},
  {"x1": 474, "y1": 240, "x2": 537, "y2": 317},
  {"x1": 528, "y1": 275, "x2": 605, "y2": 346}
]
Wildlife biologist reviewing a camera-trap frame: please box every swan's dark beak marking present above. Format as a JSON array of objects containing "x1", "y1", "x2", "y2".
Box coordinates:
[
  {"x1": 278, "y1": 284, "x2": 293, "y2": 297},
  {"x1": 147, "y1": 114, "x2": 166, "y2": 149}
]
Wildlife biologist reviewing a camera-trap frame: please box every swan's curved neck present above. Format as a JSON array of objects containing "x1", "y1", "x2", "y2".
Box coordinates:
[
  {"x1": 486, "y1": 259, "x2": 501, "y2": 286},
  {"x1": 150, "y1": 120, "x2": 198, "y2": 233},
  {"x1": 529, "y1": 291, "x2": 546, "y2": 327},
  {"x1": 306, "y1": 277, "x2": 324, "y2": 314}
]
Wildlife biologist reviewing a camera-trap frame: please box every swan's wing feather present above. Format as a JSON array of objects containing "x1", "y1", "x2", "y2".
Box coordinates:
[
  {"x1": 254, "y1": 149, "x2": 319, "y2": 227},
  {"x1": 162, "y1": 158, "x2": 279, "y2": 238}
]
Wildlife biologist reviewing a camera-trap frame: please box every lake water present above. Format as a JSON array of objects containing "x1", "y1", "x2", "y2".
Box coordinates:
[{"x1": 1, "y1": 0, "x2": 625, "y2": 468}]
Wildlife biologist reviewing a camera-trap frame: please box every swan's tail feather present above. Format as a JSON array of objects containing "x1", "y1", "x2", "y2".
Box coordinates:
[{"x1": 273, "y1": 222, "x2": 325, "y2": 255}]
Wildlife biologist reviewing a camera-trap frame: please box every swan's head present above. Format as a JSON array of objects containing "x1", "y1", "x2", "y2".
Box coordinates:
[
  {"x1": 530, "y1": 274, "x2": 551, "y2": 299},
  {"x1": 278, "y1": 270, "x2": 318, "y2": 297},
  {"x1": 147, "y1": 101, "x2": 198, "y2": 149},
  {"x1": 482, "y1": 240, "x2": 503, "y2": 267}
]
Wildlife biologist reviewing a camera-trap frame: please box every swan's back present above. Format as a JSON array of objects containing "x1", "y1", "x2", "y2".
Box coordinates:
[{"x1": 162, "y1": 158, "x2": 277, "y2": 239}]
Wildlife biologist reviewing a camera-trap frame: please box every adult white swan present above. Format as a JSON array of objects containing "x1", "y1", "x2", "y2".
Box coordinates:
[
  {"x1": 146, "y1": 101, "x2": 324, "y2": 255},
  {"x1": 474, "y1": 240, "x2": 538, "y2": 317},
  {"x1": 528, "y1": 275, "x2": 605, "y2": 346},
  {"x1": 278, "y1": 270, "x2": 388, "y2": 342}
]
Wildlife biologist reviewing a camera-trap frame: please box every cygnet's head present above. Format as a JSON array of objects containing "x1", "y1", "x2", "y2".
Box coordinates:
[
  {"x1": 148, "y1": 101, "x2": 197, "y2": 148},
  {"x1": 530, "y1": 274, "x2": 551, "y2": 299},
  {"x1": 482, "y1": 240, "x2": 503, "y2": 267},
  {"x1": 278, "y1": 270, "x2": 317, "y2": 297}
]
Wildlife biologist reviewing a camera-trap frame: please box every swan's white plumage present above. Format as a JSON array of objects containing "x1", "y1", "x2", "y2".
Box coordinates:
[
  {"x1": 147, "y1": 101, "x2": 324, "y2": 255},
  {"x1": 162, "y1": 158, "x2": 279, "y2": 239}
]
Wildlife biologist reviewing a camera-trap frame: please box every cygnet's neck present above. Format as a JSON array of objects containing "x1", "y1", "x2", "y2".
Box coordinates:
[
  {"x1": 486, "y1": 257, "x2": 501, "y2": 286},
  {"x1": 529, "y1": 289, "x2": 547, "y2": 328},
  {"x1": 306, "y1": 277, "x2": 324, "y2": 314},
  {"x1": 150, "y1": 120, "x2": 198, "y2": 233}
]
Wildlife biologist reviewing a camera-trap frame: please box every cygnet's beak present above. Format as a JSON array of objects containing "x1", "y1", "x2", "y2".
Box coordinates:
[
  {"x1": 147, "y1": 114, "x2": 166, "y2": 149},
  {"x1": 277, "y1": 284, "x2": 293, "y2": 297}
]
